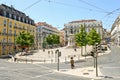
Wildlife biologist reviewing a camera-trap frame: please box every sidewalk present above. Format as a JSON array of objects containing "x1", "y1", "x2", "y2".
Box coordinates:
[{"x1": 55, "y1": 66, "x2": 103, "y2": 80}]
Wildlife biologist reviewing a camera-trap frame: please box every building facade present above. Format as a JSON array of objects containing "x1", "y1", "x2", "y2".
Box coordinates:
[
  {"x1": 0, "y1": 4, "x2": 36, "y2": 56},
  {"x1": 111, "y1": 15, "x2": 120, "y2": 46},
  {"x1": 36, "y1": 22, "x2": 59, "y2": 49},
  {"x1": 64, "y1": 19, "x2": 103, "y2": 46},
  {"x1": 59, "y1": 29, "x2": 65, "y2": 47}
]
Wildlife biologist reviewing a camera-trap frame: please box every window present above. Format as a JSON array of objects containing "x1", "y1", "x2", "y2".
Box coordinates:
[
  {"x1": 9, "y1": 30, "x2": 12, "y2": 35},
  {"x1": 71, "y1": 29, "x2": 73, "y2": 34},
  {"x1": 4, "y1": 20, "x2": 6, "y2": 27},
  {"x1": 14, "y1": 30, "x2": 16, "y2": 33},
  {"x1": 18, "y1": 16, "x2": 21, "y2": 21},
  {"x1": 2, "y1": 28, "x2": 6, "y2": 33},
  {"x1": 14, "y1": 15, "x2": 16, "y2": 20},
  {"x1": 9, "y1": 22, "x2": 12, "y2": 28},
  {"x1": 3, "y1": 11, "x2": 6, "y2": 17},
  {"x1": 23, "y1": 18, "x2": 25, "y2": 22},
  {"x1": 26, "y1": 19, "x2": 28, "y2": 23},
  {"x1": 14, "y1": 23, "x2": 17, "y2": 28},
  {"x1": 3, "y1": 38, "x2": 6, "y2": 42},
  {"x1": 8, "y1": 38, "x2": 11, "y2": 43},
  {"x1": 9, "y1": 13, "x2": 12, "y2": 18}
]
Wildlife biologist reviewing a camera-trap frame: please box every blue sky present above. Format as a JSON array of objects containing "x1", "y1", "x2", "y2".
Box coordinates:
[{"x1": 1, "y1": 0, "x2": 120, "y2": 31}]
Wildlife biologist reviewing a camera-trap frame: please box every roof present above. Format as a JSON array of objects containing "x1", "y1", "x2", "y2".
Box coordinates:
[
  {"x1": 69, "y1": 19, "x2": 97, "y2": 23},
  {"x1": 36, "y1": 22, "x2": 58, "y2": 31}
]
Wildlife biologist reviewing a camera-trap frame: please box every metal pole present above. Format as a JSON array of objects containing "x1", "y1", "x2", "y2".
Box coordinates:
[
  {"x1": 7, "y1": 19, "x2": 9, "y2": 55},
  {"x1": 96, "y1": 52, "x2": 98, "y2": 77},
  {"x1": 57, "y1": 53, "x2": 59, "y2": 71},
  {"x1": 94, "y1": 58, "x2": 96, "y2": 68}
]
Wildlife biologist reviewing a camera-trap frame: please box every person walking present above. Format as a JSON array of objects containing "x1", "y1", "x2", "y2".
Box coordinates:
[{"x1": 70, "y1": 57, "x2": 75, "y2": 69}]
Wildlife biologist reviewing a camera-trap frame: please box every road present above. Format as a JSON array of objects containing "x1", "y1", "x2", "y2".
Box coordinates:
[
  {"x1": 0, "y1": 45, "x2": 119, "y2": 80},
  {"x1": 99, "y1": 45, "x2": 120, "y2": 80},
  {"x1": 0, "y1": 59, "x2": 90, "y2": 80}
]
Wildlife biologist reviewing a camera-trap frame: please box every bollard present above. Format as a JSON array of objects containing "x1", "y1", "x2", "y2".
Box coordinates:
[
  {"x1": 78, "y1": 55, "x2": 80, "y2": 60},
  {"x1": 44, "y1": 59, "x2": 46, "y2": 64},
  {"x1": 74, "y1": 55, "x2": 76, "y2": 57},
  {"x1": 14, "y1": 57, "x2": 16, "y2": 62},
  {"x1": 51, "y1": 59, "x2": 53, "y2": 63},
  {"x1": 31, "y1": 59, "x2": 33, "y2": 63},
  {"x1": 65, "y1": 57, "x2": 67, "y2": 62},
  {"x1": 26, "y1": 59, "x2": 27, "y2": 64}
]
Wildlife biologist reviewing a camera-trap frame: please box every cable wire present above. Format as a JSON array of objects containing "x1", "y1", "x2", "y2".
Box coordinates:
[
  {"x1": 22, "y1": 0, "x2": 42, "y2": 11},
  {"x1": 46, "y1": 0, "x2": 109, "y2": 13},
  {"x1": 78, "y1": 0, "x2": 109, "y2": 13}
]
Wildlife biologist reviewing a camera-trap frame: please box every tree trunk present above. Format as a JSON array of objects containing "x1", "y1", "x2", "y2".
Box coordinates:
[
  {"x1": 85, "y1": 45, "x2": 86, "y2": 59},
  {"x1": 81, "y1": 46, "x2": 83, "y2": 56}
]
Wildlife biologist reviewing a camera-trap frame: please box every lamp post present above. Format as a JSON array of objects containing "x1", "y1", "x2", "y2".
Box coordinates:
[
  {"x1": 95, "y1": 43, "x2": 98, "y2": 77},
  {"x1": 55, "y1": 49, "x2": 61, "y2": 71}
]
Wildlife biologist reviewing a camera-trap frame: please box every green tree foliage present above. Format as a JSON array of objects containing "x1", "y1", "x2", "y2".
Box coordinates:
[
  {"x1": 75, "y1": 24, "x2": 87, "y2": 55},
  {"x1": 87, "y1": 28, "x2": 101, "y2": 46},
  {"x1": 46, "y1": 34, "x2": 60, "y2": 46},
  {"x1": 15, "y1": 31, "x2": 34, "y2": 47},
  {"x1": 75, "y1": 24, "x2": 87, "y2": 46}
]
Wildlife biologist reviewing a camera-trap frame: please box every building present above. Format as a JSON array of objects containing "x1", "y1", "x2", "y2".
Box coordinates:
[
  {"x1": 64, "y1": 19, "x2": 103, "y2": 46},
  {"x1": 102, "y1": 29, "x2": 111, "y2": 44},
  {"x1": 36, "y1": 22, "x2": 59, "y2": 49},
  {"x1": 111, "y1": 15, "x2": 120, "y2": 46},
  {"x1": 59, "y1": 29, "x2": 65, "y2": 47},
  {"x1": 0, "y1": 4, "x2": 36, "y2": 56}
]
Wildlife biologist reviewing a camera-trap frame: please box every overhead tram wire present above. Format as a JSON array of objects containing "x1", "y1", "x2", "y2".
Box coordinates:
[
  {"x1": 105, "y1": 8, "x2": 120, "y2": 17},
  {"x1": 78, "y1": 0, "x2": 109, "y2": 13},
  {"x1": 45, "y1": 0, "x2": 109, "y2": 14},
  {"x1": 22, "y1": 0, "x2": 42, "y2": 11},
  {"x1": 77, "y1": 0, "x2": 117, "y2": 25}
]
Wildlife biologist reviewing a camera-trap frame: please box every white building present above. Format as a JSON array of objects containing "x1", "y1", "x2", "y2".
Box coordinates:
[
  {"x1": 36, "y1": 22, "x2": 59, "y2": 49},
  {"x1": 64, "y1": 19, "x2": 103, "y2": 46},
  {"x1": 111, "y1": 16, "x2": 120, "y2": 46}
]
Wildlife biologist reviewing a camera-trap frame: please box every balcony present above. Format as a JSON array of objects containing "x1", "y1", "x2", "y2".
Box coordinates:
[{"x1": 1, "y1": 33, "x2": 7, "y2": 35}]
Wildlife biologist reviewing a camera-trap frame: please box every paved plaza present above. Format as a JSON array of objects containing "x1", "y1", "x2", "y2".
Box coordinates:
[
  {"x1": 12, "y1": 46, "x2": 93, "y2": 63},
  {"x1": 7, "y1": 45, "x2": 111, "y2": 80}
]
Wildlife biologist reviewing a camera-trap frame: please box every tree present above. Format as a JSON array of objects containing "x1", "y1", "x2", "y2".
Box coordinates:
[
  {"x1": 87, "y1": 28, "x2": 101, "y2": 68},
  {"x1": 87, "y1": 28, "x2": 101, "y2": 46},
  {"x1": 45, "y1": 34, "x2": 60, "y2": 48},
  {"x1": 15, "y1": 31, "x2": 34, "y2": 50},
  {"x1": 75, "y1": 24, "x2": 87, "y2": 56}
]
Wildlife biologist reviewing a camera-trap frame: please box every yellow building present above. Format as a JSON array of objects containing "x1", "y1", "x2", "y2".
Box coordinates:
[{"x1": 0, "y1": 4, "x2": 36, "y2": 56}]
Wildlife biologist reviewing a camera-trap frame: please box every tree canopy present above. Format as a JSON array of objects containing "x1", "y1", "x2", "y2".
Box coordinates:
[
  {"x1": 15, "y1": 31, "x2": 34, "y2": 47},
  {"x1": 45, "y1": 34, "x2": 60, "y2": 45},
  {"x1": 87, "y1": 28, "x2": 101, "y2": 46},
  {"x1": 75, "y1": 24, "x2": 87, "y2": 47}
]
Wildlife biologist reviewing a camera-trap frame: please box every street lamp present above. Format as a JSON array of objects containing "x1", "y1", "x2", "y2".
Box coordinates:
[
  {"x1": 95, "y1": 43, "x2": 99, "y2": 77},
  {"x1": 55, "y1": 49, "x2": 61, "y2": 71}
]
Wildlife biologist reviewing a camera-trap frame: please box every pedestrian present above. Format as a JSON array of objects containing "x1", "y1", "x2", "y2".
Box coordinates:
[
  {"x1": 70, "y1": 57, "x2": 75, "y2": 69},
  {"x1": 43, "y1": 48, "x2": 45, "y2": 52},
  {"x1": 74, "y1": 48, "x2": 77, "y2": 51}
]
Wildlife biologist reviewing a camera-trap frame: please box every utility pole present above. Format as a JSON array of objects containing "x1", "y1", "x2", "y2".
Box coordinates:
[{"x1": 95, "y1": 43, "x2": 99, "y2": 77}]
